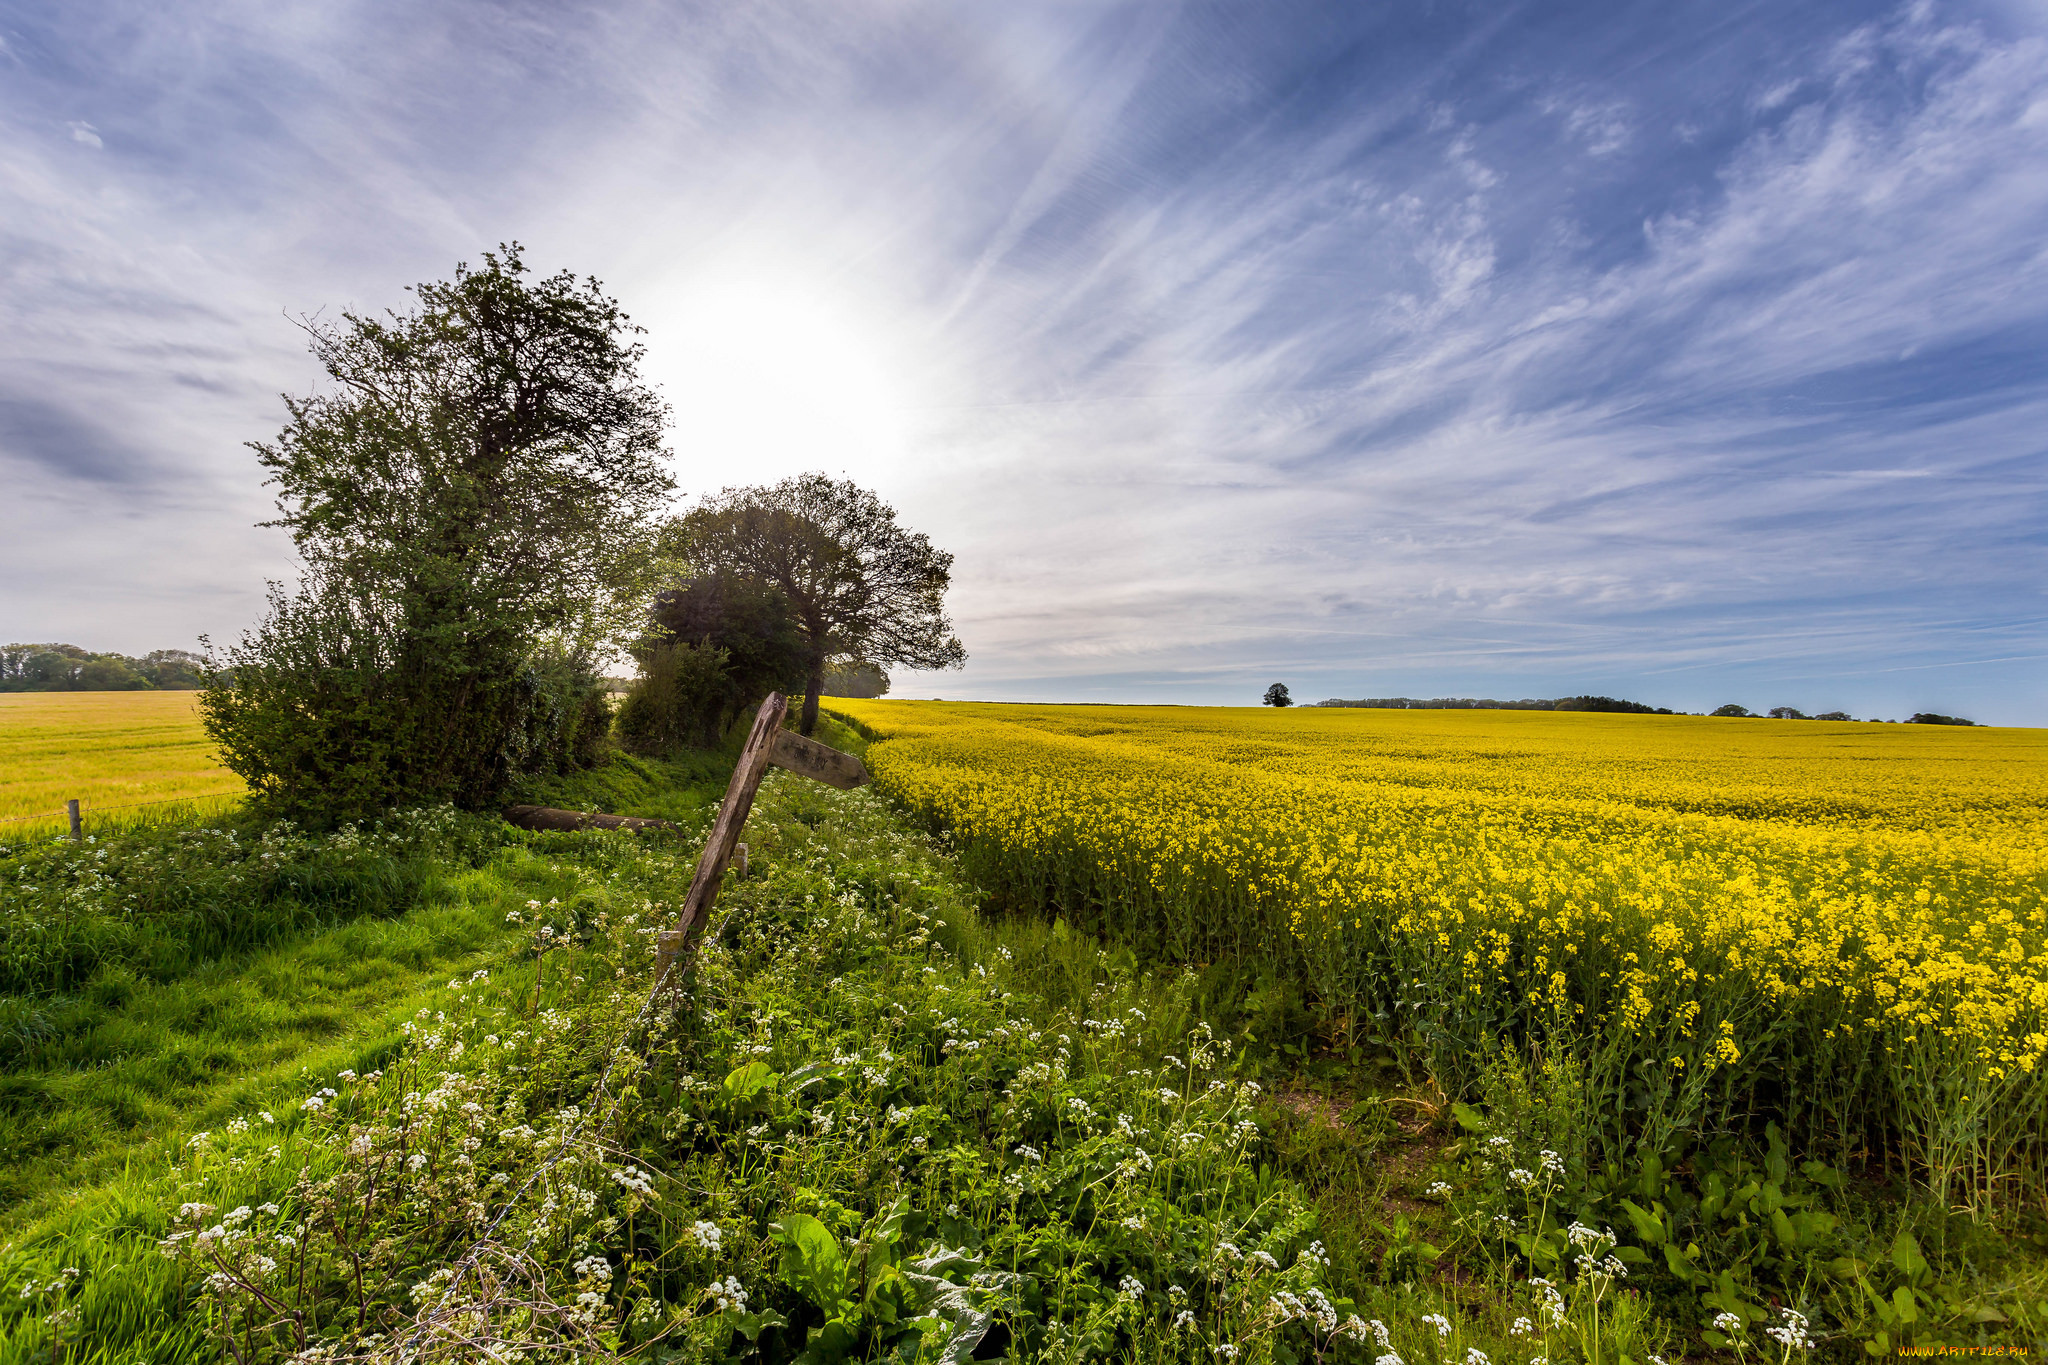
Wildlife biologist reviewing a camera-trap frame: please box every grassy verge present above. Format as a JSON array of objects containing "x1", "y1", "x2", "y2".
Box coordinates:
[
  {"x1": 6, "y1": 727, "x2": 2042, "y2": 1362},
  {"x1": 0, "y1": 749, "x2": 736, "y2": 1361}
]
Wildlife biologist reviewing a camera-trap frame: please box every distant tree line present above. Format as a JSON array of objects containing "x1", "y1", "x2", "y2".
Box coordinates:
[
  {"x1": 1308, "y1": 693, "x2": 1979, "y2": 725},
  {"x1": 1313, "y1": 694, "x2": 1678, "y2": 714},
  {"x1": 0, "y1": 643, "x2": 205, "y2": 692},
  {"x1": 1711, "y1": 704, "x2": 1977, "y2": 725}
]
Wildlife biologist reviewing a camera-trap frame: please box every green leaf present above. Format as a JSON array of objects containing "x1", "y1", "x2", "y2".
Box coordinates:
[
  {"x1": 1450, "y1": 1102, "x2": 1486, "y2": 1133},
  {"x1": 723, "y1": 1061, "x2": 780, "y2": 1105},
  {"x1": 1892, "y1": 1285, "x2": 1919, "y2": 1326},
  {"x1": 871, "y1": 1194, "x2": 916, "y2": 1247},
  {"x1": 800, "y1": 1315, "x2": 861, "y2": 1365},
  {"x1": 1663, "y1": 1243, "x2": 1704, "y2": 1283},
  {"x1": 1619, "y1": 1198, "x2": 1666, "y2": 1247},
  {"x1": 1890, "y1": 1230, "x2": 1929, "y2": 1284},
  {"x1": 731, "y1": 1308, "x2": 788, "y2": 1342},
  {"x1": 772, "y1": 1213, "x2": 849, "y2": 1311}
]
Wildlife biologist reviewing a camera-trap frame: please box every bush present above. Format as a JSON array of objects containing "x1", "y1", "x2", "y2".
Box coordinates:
[
  {"x1": 203, "y1": 582, "x2": 612, "y2": 826},
  {"x1": 616, "y1": 641, "x2": 732, "y2": 755}
]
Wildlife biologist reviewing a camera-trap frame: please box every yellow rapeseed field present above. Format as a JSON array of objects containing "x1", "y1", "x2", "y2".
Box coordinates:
[
  {"x1": 830, "y1": 700, "x2": 2048, "y2": 1203},
  {"x1": 0, "y1": 692, "x2": 243, "y2": 833}
]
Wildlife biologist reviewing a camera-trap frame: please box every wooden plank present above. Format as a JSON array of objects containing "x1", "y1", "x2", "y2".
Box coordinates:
[
  {"x1": 768, "y1": 729, "x2": 869, "y2": 790},
  {"x1": 654, "y1": 691, "x2": 789, "y2": 990},
  {"x1": 502, "y1": 805, "x2": 681, "y2": 834}
]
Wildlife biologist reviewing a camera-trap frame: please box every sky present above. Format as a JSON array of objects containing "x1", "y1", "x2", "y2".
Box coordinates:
[{"x1": 3, "y1": 1, "x2": 2045, "y2": 723}]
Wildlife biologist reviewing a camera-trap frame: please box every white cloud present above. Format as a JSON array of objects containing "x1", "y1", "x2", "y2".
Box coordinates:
[
  {"x1": 67, "y1": 120, "x2": 100, "y2": 146},
  {"x1": 0, "y1": 1, "x2": 2040, "y2": 720}
]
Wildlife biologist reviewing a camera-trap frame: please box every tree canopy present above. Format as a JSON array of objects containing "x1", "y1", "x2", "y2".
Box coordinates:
[
  {"x1": 674, "y1": 474, "x2": 964, "y2": 734},
  {"x1": 203, "y1": 246, "x2": 671, "y2": 823}
]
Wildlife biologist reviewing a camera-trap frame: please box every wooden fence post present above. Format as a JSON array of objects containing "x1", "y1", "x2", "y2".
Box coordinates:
[
  {"x1": 649, "y1": 694, "x2": 873, "y2": 996},
  {"x1": 67, "y1": 799, "x2": 81, "y2": 842},
  {"x1": 653, "y1": 693, "x2": 789, "y2": 991}
]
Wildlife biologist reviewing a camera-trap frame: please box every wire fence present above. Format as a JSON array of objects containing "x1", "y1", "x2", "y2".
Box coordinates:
[{"x1": 0, "y1": 791, "x2": 245, "y2": 826}]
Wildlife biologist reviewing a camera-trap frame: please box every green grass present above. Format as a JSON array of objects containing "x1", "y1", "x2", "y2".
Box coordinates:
[
  {"x1": 0, "y1": 857, "x2": 541, "y2": 1217},
  {"x1": 0, "y1": 747, "x2": 737, "y2": 1353}
]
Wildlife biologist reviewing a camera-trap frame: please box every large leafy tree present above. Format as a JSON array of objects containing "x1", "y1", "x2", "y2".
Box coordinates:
[
  {"x1": 203, "y1": 246, "x2": 674, "y2": 823},
  {"x1": 675, "y1": 474, "x2": 965, "y2": 734}
]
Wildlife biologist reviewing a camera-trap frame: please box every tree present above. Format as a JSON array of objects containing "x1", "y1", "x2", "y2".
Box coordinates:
[
  {"x1": 675, "y1": 474, "x2": 965, "y2": 734},
  {"x1": 1814, "y1": 711, "x2": 1852, "y2": 721},
  {"x1": 1768, "y1": 707, "x2": 1809, "y2": 720},
  {"x1": 625, "y1": 573, "x2": 810, "y2": 749},
  {"x1": 203, "y1": 246, "x2": 672, "y2": 823},
  {"x1": 1907, "y1": 712, "x2": 1977, "y2": 726},
  {"x1": 1263, "y1": 683, "x2": 1292, "y2": 708},
  {"x1": 1711, "y1": 704, "x2": 1754, "y2": 718}
]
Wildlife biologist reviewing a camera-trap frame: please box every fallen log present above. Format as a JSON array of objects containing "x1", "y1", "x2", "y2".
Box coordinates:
[{"x1": 501, "y1": 805, "x2": 682, "y2": 834}]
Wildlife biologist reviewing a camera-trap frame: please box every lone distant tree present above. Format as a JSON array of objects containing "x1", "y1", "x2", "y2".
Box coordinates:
[
  {"x1": 675, "y1": 474, "x2": 965, "y2": 735},
  {"x1": 1768, "y1": 707, "x2": 1809, "y2": 720},
  {"x1": 1711, "y1": 704, "x2": 1754, "y2": 718},
  {"x1": 1263, "y1": 682, "x2": 1292, "y2": 707}
]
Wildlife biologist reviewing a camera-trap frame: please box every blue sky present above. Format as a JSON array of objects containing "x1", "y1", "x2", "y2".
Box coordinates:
[{"x1": 2, "y1": 1, "x2": 2044, "y2": 721}]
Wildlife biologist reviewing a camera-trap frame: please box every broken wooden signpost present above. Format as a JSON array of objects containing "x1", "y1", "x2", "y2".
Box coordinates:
[{"x1": 650, "y1": 692, "x2": 868, "y2": 990}]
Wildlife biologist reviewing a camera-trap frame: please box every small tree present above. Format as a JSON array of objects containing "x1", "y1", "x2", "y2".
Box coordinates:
[
  {"x1": 1263, "y1": 683, "x2": 1292, "y2": 708},
  {"x1": 632, "y1": 574, "x2": 809, "y2": 748},
  {"x1": 1768, "y1": 707, "x2": 1810, "y2": 720},
  {"x1": 204, "y1": 246, "x2": 671, "y2": 823},
  {"x1": 676, "y1": 474, "x2": 965, "y2": 734},
  {"x1": 1710, "y1": 704, "x2": 1754, "y2": 718}
]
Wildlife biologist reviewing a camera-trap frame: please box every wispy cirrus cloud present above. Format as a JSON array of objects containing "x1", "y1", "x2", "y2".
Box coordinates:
[{"x1": 0, "y1": 0, "x2": 2042, "y2": 719}]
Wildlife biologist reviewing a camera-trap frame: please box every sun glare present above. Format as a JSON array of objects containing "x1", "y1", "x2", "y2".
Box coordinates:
[{"x1": 651, "y1": 268, "x2": 912, "y2": 486}]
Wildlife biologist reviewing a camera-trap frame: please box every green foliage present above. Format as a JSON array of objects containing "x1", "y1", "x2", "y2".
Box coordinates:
[
  {"x1": 639, "y1": 573, "x2": 812, "y2": 745},
  {"x1": 820, "y1": 660, "x2": 889, "y2": 699},
  {"x1": 1439, "y1": 1047, "x2": 2048, "y2": 1358},
  {"x1": 675, "y1": 473, "x2": 965, "y2": 734},
  {"x1": 617, "y1": 641, "x2": 733, "y2": 756},
  {"x1": 202, "y1": 244, "x2": 670, "y2": 823},
  {"x1": 5, "y1": 755, "x2": 2040, "y2": 1364},
  {"x1": 0, "y1": 805, "x2": 502, "y2": 997}
]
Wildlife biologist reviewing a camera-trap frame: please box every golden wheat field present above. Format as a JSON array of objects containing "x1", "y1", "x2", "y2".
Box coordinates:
[
  {"x1": 0, "y1": 692, "x2": 243, "y2": 831},
  {"x1": 830, "y1": 700, "x2": 2048, "y2": 1204}
]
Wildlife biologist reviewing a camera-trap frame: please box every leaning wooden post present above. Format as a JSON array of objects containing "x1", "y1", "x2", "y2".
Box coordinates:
[
  {"x1": 653, "y1": 692, "x2": 790, "y2": 991},
  {"x1": 651, "y1": 693, "x2": 872, "y2": 995},
  {"x1": 66, "y1": 799, "x2": 81, "y2": 842}
]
